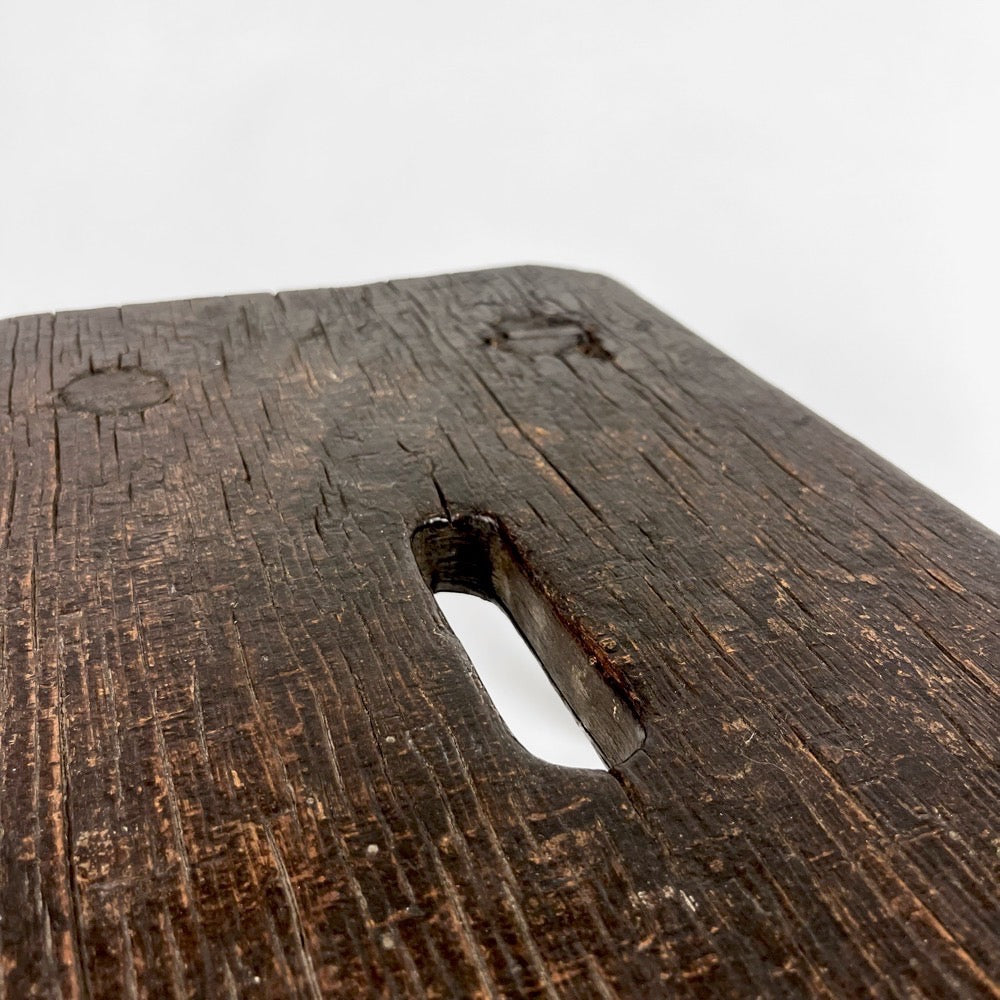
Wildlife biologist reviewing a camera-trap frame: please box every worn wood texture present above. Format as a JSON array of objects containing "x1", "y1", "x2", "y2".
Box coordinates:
[{"x1": 0, "y1": 266, "x2": 997, "y2": 998}]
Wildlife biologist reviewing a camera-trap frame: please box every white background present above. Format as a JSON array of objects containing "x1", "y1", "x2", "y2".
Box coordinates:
[{"x1": 3, "y1": 1, "x2": 996, "y2": 768}]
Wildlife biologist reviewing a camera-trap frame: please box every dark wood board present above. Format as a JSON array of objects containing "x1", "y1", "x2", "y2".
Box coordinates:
[{"x1": 0, "y1": 266, "x2": 997, "y2": 998}]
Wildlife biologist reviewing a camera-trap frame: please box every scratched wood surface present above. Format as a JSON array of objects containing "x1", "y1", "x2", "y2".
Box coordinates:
[{"x1": 0, "y1": 266, "x2": 997, "y2": 998}]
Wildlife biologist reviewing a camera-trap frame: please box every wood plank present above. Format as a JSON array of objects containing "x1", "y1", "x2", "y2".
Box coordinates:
[{"x1": 0, "y1": 266, "x2": 996, "y2": 998}]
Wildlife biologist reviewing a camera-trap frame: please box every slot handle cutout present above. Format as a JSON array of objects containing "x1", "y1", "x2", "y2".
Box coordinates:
[{"x1": 411, "y1": 514, "x2": 644, "y2": 770}]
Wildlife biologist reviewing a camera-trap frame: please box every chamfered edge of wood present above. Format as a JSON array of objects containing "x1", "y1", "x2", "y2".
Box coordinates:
[{"x1": 0, "y1": 263, "x2": 632, "y2": 325}]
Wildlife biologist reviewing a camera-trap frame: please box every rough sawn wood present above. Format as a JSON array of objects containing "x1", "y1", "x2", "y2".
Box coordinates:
[{"x1": 0, "y1": 266, "x2": 997, "y2": 998}]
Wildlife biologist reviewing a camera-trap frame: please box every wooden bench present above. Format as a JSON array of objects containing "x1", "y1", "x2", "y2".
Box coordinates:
[{"x1": 1, "y1": 267, "x2": 997, "y2": 997}]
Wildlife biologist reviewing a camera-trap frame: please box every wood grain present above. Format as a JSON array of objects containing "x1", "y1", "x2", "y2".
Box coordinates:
[{"x1": 0, "y1": 266, "x2": 996, "y2": 998}]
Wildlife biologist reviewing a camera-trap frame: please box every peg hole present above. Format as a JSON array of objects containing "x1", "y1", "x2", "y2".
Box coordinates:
[
  {"x1": 485, "y1": 314, "x2": 612, "y2": 360},
  {"x1": 58, "y1": 367, "x2": 171, "y2": 414}
]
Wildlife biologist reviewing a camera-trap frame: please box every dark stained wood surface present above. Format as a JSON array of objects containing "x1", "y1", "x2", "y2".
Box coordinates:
[{"x1": 0, "y1": 266, "x2": 997, "y2": 998}]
